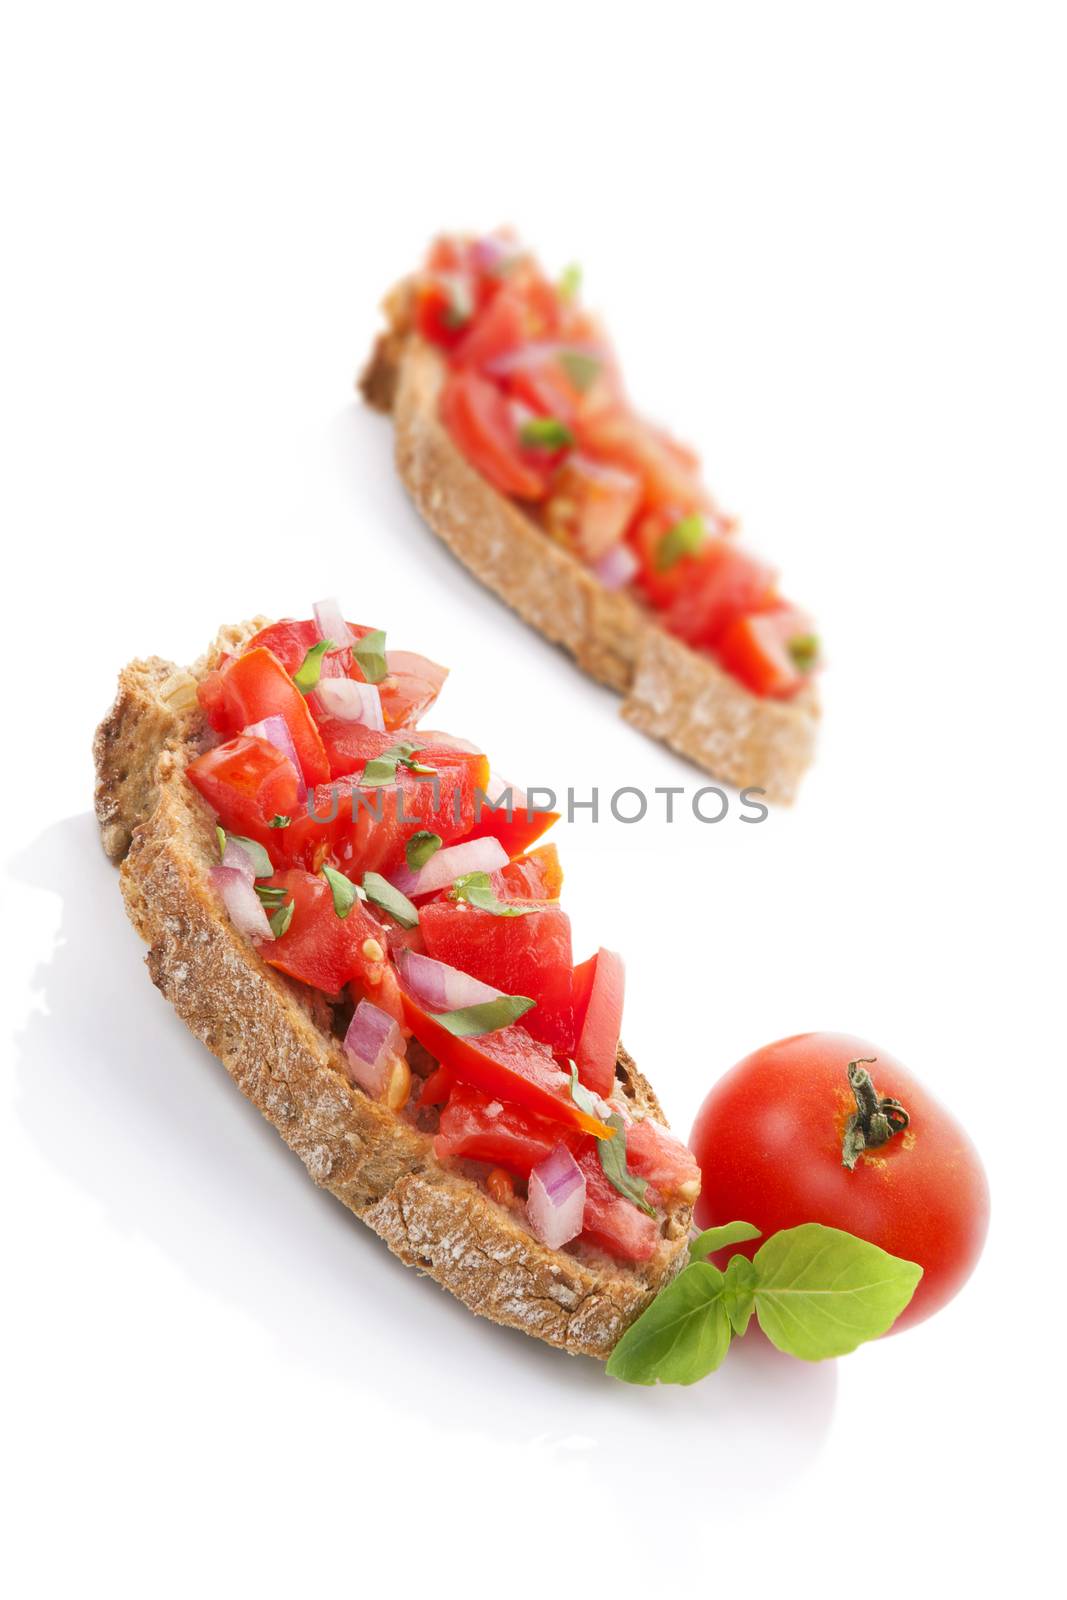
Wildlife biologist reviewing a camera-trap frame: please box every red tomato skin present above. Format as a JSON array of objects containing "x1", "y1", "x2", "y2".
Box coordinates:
[
  {"x1": 197, "y1": 647, "x2": 330, "y2": 788},
  {"x1": 186, "y1": 735, "x2": 300, "y2": 842},
  {"x1": 418, "y1": 898, "x2": 575, "y2": 1053},
  {"x1": 439, "y1": 369, "x2": 551, "y2": 501},
  {"x1": 716, "y1": 606, "x2": 815, "y2": 699},
  {"x1": 689, "y1": 1033, "x2": 989, "y2": 1332},
  {"x1": 491, "y1": 844, "x2": 563, "y2": 903},
  {"x1": 463, "y1": 798, "x2": 560, "y2": 859},
  {"x1": 434, "y1": 1083, "x2": 581, "y2": 1171},
  {"x1": 571, "y1": 948, "x2": 624, "y2": 1099},
  {"x1": 663, "y1": 541, "x2": 778, "y2": 650},
  {"x1": 576, "y1": 1147, "x2": 660, "y2": 1263},
  {"x1": 257, "y1": 869, "x2": 388, "y2": 996}
]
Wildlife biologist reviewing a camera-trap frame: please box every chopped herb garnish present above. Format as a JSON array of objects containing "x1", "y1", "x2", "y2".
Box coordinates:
[
  {"x1": 352, "y1": 628, "x2": 388, "y2": 685},
  {"x1": 322, "y1": 864, "x2": 360, "y2": 919},
  {"x1": 362, "y1": 742, "x2": 436, "y2": 787},
  {"x1": 431, "y1": 995, "x2": 535, "y2": 1038},
  {"x1": 788, "y1": 634, "x2": 820, "y2": 673},
  {"x1": 520, "y1": 416, "x2": 575, "y2": 451},
  {"x1": 655, "y1": 514, "x2": 706, "y2": 572},
  {"x1": 293, "y1": 638, "x2": 334, "y2": 694},
  {"x1": 269, "y1": 900, "x2": 294, "y2": 938},
  {"x1": 216, "y1": 825, "x2": 226, "y2": 860},
  {"x1": 217, "y1": 829, "x2": 273, "y2": 878},
  {"x1": 361, "y1": 872, "x2": 419, "y2": 929},
  {"x1": 568, "y1": 1068, "x2": 651, "y2": 1211},
  {"x1": 559, "y1": 263, "x2": 582, "y2": 301},
  {"x1": 255, "y1": 884, "x2": 289, "y2": 905},
  {"x1": 406, "y1": 830, "x2": 442, "y2": 871},
  {"x1": 449, "y1": 870, "x2": 538, "y2": 917},
  {"x1": 268, "y1": 814, "x2": 291, "y2": 829},
  {"x1": 558, "y1": 349, "x2": 600, "y2": 393}
]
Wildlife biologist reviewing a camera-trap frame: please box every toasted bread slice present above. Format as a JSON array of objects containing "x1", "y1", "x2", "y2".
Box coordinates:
[
  {"x1": 93, "y1": 626, "x2": 693, "y2": 1357},
  {"x1": 362, "y1": 293, "x2": 818, "y2": 805}
]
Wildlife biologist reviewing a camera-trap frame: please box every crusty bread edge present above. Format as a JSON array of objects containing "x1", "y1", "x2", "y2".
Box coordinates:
[
  {"x1": 93, "y1": 646, "x2": 693, "y2": 1359},
  {"x1": 361, "y1": 322, "x2": 819, "y2": 806}
]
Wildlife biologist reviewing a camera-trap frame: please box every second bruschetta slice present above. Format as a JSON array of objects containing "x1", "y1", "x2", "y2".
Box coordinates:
[{"x1": 362, "y1": 231, "x2": 820, "y2": 804}]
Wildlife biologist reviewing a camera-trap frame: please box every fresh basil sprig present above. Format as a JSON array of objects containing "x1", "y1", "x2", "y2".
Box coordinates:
[
  {"x1": 449, "y1": 870, "x2": 538, "y2": 918},
  {"x1": 606, "y1": 1223, "x2": 922, "y2": 1385},
  {"x1": 431, "y1": 995, "x2": 535, "y2": 1038},
  {"x1": 293, "y1": 638, "x2": 335, "y2": 694},
  {"x1": 406, "y1": 830, "x2": 442, "y2": 871},
  {"x1": 352, "y1": 628, "x2": 388, "y2": 685},
  {"x1": 361, "y1": 872, "x2": 419, "y2": 929}
]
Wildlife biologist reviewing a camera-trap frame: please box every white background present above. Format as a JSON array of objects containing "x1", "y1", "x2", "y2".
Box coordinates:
[{"x1": 2, "y1": 4, "x2": 1064, "y2": 1595}]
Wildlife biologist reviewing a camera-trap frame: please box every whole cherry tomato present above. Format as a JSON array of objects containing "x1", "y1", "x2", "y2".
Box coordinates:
[{"x1": 689, "y1": 1033, "x2": 989, "y2": 1332}]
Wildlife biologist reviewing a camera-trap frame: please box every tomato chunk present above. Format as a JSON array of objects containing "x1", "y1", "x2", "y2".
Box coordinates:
[
  {"x1": 197, "y1": 647, "x2": 330, "y2": 788},
  {"x1": 577, "y1": 1147, "x2": 660, "y2": 1263},
  {"x1": 491, "y1": 844, "x2": 563, "y2": 903},
  {"x1": 464, "y1": 787, "x2": 559, "y2": 858},
  {"x1": 623, "y1": 1116, "x2": 702, "y2": 1202},
  {"x1": 440, "y1": 369, "x2": 552, "y2": 501},
  {"x1": 544, "y1": 454, "x2": 642, "y2": 563},
  {"x1": 434, "y1": 1082, "x2": 580, "y2": 1172},
  {"x1": 258, "y1": 868, "x2": 388, "y2": 997},
  {"x1": 571, "y1": 949, "x2": 624, "y2": 1099},
  {"x1": 399, "y1": 991, "x2": 611, "y2": 1139},
  {"x1": 186, "y1": 735, "x2": 300, "y2": 843},
  {"x1": 418, "y1": 898, "x2": 574, "y2": 1053},
  {"x1": 716, "y1": 607, "x2": 818, "y2": 699},
  {"x1": 663, "y1": 540, "x2": 778, "y2": 650}
]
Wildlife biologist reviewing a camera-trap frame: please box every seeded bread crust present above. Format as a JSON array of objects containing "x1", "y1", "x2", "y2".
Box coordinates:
[
  {"x1": 93, "y1": 636, "x2": 693, "y2": 1358},
  {"x1": 361, "y1": 299, "x2": 818, "y2": 804}
]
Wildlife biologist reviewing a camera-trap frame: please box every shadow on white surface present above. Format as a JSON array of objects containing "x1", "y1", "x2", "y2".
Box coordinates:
[{"x1": 12, "y1": 814, "x2": 837, "y2": 1501}]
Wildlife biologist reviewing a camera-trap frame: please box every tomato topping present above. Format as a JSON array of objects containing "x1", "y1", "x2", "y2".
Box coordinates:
[
  {"x1": 463, "y1": 791, "x2": 559, "y2": 859},
  {"x1": 451, "y1": 286, "x2": 530, "y2": 372},
  {"x1": 663, "y1": 540, "x2": 778, "y2": 649},
  {"x1": 543, "y1": 454, "x2": 643, "y2": 564},
  {"x1": 197, "y1": 647, "x2": 330, "y2": 788},
  {"x1": 715, "y1": 606, "x2": 818, "y2": 699},
  {"x1": 576, "y1": 1147, "x2": 660, "y2": 1263},
  {"x1": 623, "y1": 1116, "x2": 701, "y2": 1201},
  {"x1": 439, "y1": 370, "x2": 552, "y2": 501},
  {"x1": 418, "y1": 898, "x2": 575, "y2": 1053},
  {"x1": 245, "y1": 621, "x2": 445, "y2": 732},
  {"x1": 434, "y1": 1082, "x2": 578, "y2": 1172},
  {"x1": 399, "y1": 991, "x2": 611, "y2": 1140},
  {"x1": 491, "y1": 843, "x2": 563, "y2": 903},
  {"x1": 258, "y1": 868, "x2": 389, "y2": 998},
  {"x1": 571, "y1": 948, "x2": 624, "y2": 1099},
  {"x1": 186, "y1": 735, "x2": 300, "y2": 843}
]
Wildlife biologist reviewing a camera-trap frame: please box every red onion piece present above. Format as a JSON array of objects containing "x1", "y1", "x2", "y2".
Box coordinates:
[
  {"x1": 527, "y1": 1144, "x2": 586, "y2": 1249},
  {"x1": 242, "y1": 714, "x2": 306, "y2": 800},
  {"x1": 210, "y1": 865, "x2": 274, "y2": 941},
  {"x1": 385, "y1": 650, "x2": 448, "y2": 692},
  {"x1": 343, "y1": 999, "x2": 405, "y2": 1097},
  {"x1": 220, "y1": 837, "x2": 256, "y2": 879},
  {"x1": 391, "y1": 836, "x2": 508, "y2": 897},
  {"x1": 471, "y1": 233, "x2": 520, "y2": 275},
  {"x1": 313, "y1": 597, "x2": 355, "y2": 648},
  {"x1": 396, "y1": 949, "x2": 502, "y2": 1012},
  {"x1": 312, "y1": 677, "x2": 385, "y2": 732},
  {"x1": 593, "y1": 542, "x2": 639, "y2": 592},
  {"x1": 486, "y1": 340, "x2": 604, "y2": 378}
]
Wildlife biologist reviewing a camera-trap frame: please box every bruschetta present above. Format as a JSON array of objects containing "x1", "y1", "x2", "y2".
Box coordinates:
[
  {"x1": 94, "y1": 603, "x2": 698, "y2": 1358},
  {"x1": 362, "y1": 231, "x2": 820, "y2": 805}
]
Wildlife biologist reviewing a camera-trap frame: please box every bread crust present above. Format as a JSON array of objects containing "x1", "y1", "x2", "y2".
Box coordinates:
[
  {"x1": 362, "y1": 321, "x2": 819, "y2": 804},
  {"x1": 94, "y1": 643, "x2": 693, "y2": 1358}
]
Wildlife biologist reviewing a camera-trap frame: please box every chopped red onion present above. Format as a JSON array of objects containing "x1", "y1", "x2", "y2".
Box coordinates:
[
  {"x1": 486, "y1": 339, "x2": 603, "y2": 378},
  {"x1": 313, "y1": 677, "x2": 384, "y2": 731},
  {"x1": 210, "y1": 865, "x2": 274, "y2": 940},
  {"x1": 343, "y1": 999, "x2": 405, "y2": 1097},
  {"x1": 471, "y1": 233, "x2": 520, "y2": 275},
  {"x1": 220, "y1": 837, "x2": 256, "y2": 879},
  {"x1": 242, "y1": 714, "x2": 306, "y2": 800},
  {"x1": 527, "y1": 1144, "x2": 586, "y2": 1249},
  {"x1": 313, "y1": 597, "x2": 354, "y2": 648},
  {"x1": 384, "y1": 650, "x2": 448, "y2": 692},
  {"x1": 391, "y1": 836, "x2": 508, "y2": 897},
  {"x1": 593, "y1": 542, "x2": 639, "y2": 592},
  {"x1": 396, "y1": 949, "x2": 502, "y2": 1012}
]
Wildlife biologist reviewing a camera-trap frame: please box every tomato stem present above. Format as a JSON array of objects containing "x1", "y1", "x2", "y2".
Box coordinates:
[{"x1": 841, "y1": 1059, "x2": 910, "y2": 1170}]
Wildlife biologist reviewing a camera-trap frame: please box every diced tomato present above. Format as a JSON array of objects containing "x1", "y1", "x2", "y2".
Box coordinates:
[
  {"x1": 258, "y1": 868, "x2": 390, "y2": 997},
  {"x1": 186, "y1": 735, "x2": 300, "y2": 843},
  {"x1": 197, "y1": 648, "x2": 330, "y2": 788},
  {"x1": 623, "y1": 1117, "x2": 702, "y2": 1202},
  {"x1": 491, "y1": 844, "x2": 563, "y2": 903},
  {"x1": 379, "y1": 651, "x2": 448, "y2": 729},
  {"x1": 663, "y1": 540, "x2": 778, "y2": 650},
  {"x1": 464, "y1": 788, "x2": 559, "y2": 858},
  {"x1": 571, "y1": 948, "x2": 624, "y2": 1099},
  {"x1": 715, "y1": 606, "x2": 818, "y2": 699},
  {"x1": 434, "y1": 1082, "x2": 579, "y2": 1172},
  {"x1": 418, "y1": 899, "x2": 575, "y2": 1053},
  {"x1": 440, "y1": 370, "x2": 552, "y2": 501},
  {"x1": 543, "y1": 454, "x2": 642, "y2": 563},
  {"x1": 414, "y1": 272, "x2": 477, "y2": 350},
  {"x1": 399, "y1": 991, "x2": 611, "y2": 1139},
  {"x1": 315, "y1": 723, "x2": 400, "y2": 781},
  {"x1": 630, "y1": 505, "x2": 709, "y2": 608},
  {"x1": 576, "y1": 409, "x2": 707, "y2": 511},
  {"x1": 451, "y1": 287, "x2": 530, "y2": 372},
  {"x1": 577, "y1": 1147, "x2": 660, "y2": 1263}
]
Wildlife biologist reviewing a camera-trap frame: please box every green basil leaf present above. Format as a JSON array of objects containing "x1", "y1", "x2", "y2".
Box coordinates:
[
  {"x1": 568, "y1": 1064, "x2": 604, "y2": 1122},
  {"x1": 519, "y1": 416, "x2": 575, "y2": 450},
  {"x1": 269, "y1": 900, "x2": 294, "y2": 938},
  {"x1": 268, "y1": 814, "x2": 291, "y2": 829},
  {"x1": 558, "y1": 262, "x2": 582, "y2": 301},
  {"x1": 361, "y1": 871, "x2": 419, "y2": 929},
  {"x1": 322, "y1": 865, "x2": 358, "y2": 919},
  {"x1": 406, "y1": 830, "x2": 442, "y2": 871},
  {"x1": 216, "y1": 825, "x2": 226, "y2": 860},
  {"x1": 224, "y1": 833, "x2": 274, "y2": 879},
  {"x1": 559, "y1": 349, "x2": 600, "y2": 393},
  {"x1": 449, "y1": 870, "x2": 538, "y2": 917},
  {"x1": 721, "y1": 1254, "x2": 759, "y2": 1338},
  {"x1": 293, "y1": 638, "x2": 334, "y2": 694},
  {"x1": 362, "y1": 742, "x2": 431, "y2": 787},
  {"x1": 254, "y1": 885, "x2": 289, "y2": 905},
  {"x1": 788, "y1": 633, "x2": 820, "y2": 673},
  {"x1": 431, "y1": 995, "x2": 535, "y2": 1037},
  {"x1": 597, "y1": 1111, "x2": 657, "y2": 1217},
  {"x1": 606, "y1": 1262, "x2": 732, "y2": 1386},
  {"x1": 352, "y1": 628, "x2": 388, "y2": 685},
  {"x1": 655, "y1": 514, "x2": 706, "y2": 572},
  {"x1": 753, "y1": 1223, "x2": 923, "y2": 1360},
  {"x1": 689, "y1": 1221, "x2": 762, "y2": 1261}
]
